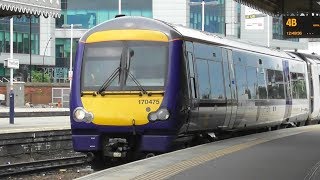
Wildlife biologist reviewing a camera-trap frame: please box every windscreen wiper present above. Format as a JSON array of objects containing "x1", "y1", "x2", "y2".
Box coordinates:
[
  {"x1": 125, "y1": 68, "x2": 149, "y2": 96},
  {"x1": 97, "y1": 67, "x2": 120, "y2": 94}
]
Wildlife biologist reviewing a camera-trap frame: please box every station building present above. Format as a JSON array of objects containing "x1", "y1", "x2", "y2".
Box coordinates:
[{"x1": 0, "y1": 0, "x2": 309, "y2": 83}]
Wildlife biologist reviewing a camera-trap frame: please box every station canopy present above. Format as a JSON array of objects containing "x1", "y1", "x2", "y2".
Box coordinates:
[
  {"x1": 0, "y1": 0, "x2": 61, "y2": 18},
  {"x1": 234, "y1": 0, "x2": 320, "y2": 15}
]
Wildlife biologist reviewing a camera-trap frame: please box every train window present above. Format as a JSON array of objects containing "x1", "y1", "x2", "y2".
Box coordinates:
[
  {"x1": 82, "y1": 42, "x2": 123, "y2": 91},
  {"x1": 126, "y1": 42, "x2": 167, "y2": 87},
  {"x1": 187, "y1": 52, "x2": 197, "y2": 99},
  {"x1": 196, "y1": 59, "x2": 211, "y2": 99},
  {"x1": 267, "y1": 70, "x2": 285, "y2": 99},
  {"x1": 185, "y1": 41, "x2": 194, "y2": 52},
  {"x1": 275, "y1": 71, "x2": 285, "y2": 99},
  {"x1": 212, "y1": 47, "x2": 222, "y2": 62},
  {"x1": 235, "y1": 65, "x2": 248, "y2": 99},
  {"x1": 194, "y1": 43, "x2": 222, "y2": 61},
  {"x1": 208, "y1": 61, "x2": 225, "y2": 99},
  {"x1": 257, "y1": 68, "x2": 268, "y2": 99},
  {"x1": 233, "y1": 51, "x2": 247, "y2": 65},
  {"x1": 222, "y1": 62, "x2": 232, "y2": 98},
  {"x1": 187, "y1": 52, "x2": 194, "y2": 77},
  {"x1": 246, "y1": 67, "x2": 257, "y2": 99},
  {"x1": 291, "y1": 72, "x2": 307, "y2": 99}
]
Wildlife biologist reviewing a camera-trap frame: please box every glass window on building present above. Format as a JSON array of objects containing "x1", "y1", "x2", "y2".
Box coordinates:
[
  {"x1": 272, "y1": 16, "x2": 298, "y2": 42},
  {"x1": 56, "y1": 38, "x2": 79, "y2": 68},
  {"x1": 0, "y1": 31, "x2": 4, "y2": 52},
  {"x1": 56, "y1": 0, "x2": 153, "y2": 29},
  {"x1": 23, "y1": 33, "x2": 29, "y2": 54},
  {"x1": 0, "y1": 16, "x2": 40, "y2": 55},
  {"x1": 189, "y1": 0, "x2": 225, "y2": 34},
  {"x1": 122, "y1": 0, "x2": 152, "y2": 17}
]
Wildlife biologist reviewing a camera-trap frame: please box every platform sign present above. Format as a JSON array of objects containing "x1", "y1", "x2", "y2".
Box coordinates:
[
  {"x1": 283, "y1": 16, "x2": 320, "y2": 38},
  {"x1": 4, "y1": 58, "x2": 19, "y2": 69}
]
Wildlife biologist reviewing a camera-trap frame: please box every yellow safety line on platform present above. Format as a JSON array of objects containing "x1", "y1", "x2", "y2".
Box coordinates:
[{"x1": 133, "y1": 126, "x2": 319, "y2": 180}]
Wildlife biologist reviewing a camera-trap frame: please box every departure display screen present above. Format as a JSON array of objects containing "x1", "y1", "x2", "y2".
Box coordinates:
[{"x1": 283, "y1": 16, "x2": 320, "y2": 38}]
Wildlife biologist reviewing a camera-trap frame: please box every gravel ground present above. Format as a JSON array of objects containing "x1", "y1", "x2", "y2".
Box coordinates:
[{"x1": 3, "y1": 166, "x2": 94, "y2": 180}]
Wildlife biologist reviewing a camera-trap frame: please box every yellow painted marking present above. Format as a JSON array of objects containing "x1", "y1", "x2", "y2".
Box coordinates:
[
  {"x1": 86, "y1": 29, "x2": 169, "y2": 43},
  {"x1": 81, "y1": 93, "x2": 163, "y2": 126},
  {"x1": 133, "y1": 126, "x2": 319, "y2": 180}
]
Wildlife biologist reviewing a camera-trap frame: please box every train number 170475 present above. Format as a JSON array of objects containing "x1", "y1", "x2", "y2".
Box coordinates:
[{"x1": 138, "y1": 99, "x2": 160, "y2": 104}]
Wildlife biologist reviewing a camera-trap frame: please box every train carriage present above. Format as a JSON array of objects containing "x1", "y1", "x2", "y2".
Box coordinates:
[
  {"x1": 70, "y1": 16, "x2": 315, "y2": 169},
  {"x1": 292, "y1": 52, "x2": 320, "y2": 122}
]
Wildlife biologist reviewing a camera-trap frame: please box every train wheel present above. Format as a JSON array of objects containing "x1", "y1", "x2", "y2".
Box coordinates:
[
  {"x1": 271, "y1": 125, "x2": 280, "y2": 131},
  {"x1": 305, "y1": 119, "x2": 311, "y2": 126},
  {"x1": 296, "y1": 122, "x2": 301, "y2": 127}
]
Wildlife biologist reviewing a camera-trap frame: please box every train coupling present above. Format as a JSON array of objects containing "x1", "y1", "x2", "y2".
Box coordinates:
[{"x1": 104, "y1": 138, "x2": 130, "y2": 158}]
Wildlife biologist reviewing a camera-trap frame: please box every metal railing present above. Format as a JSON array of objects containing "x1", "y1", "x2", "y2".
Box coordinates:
[
  {"x1": 1, "y1": 77, "x2": 9, "y2": 82},
  {"x1": 0, "y1": 77, "x2": 23, "y2": 83}
]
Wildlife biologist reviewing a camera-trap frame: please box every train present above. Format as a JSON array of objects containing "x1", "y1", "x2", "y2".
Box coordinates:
[{"x1": 69, "y1": 16, "x2": 320, "y2": 169}]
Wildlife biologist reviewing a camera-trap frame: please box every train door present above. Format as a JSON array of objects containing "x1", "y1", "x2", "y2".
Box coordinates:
[
  {"x1": 185, "y1": 41, "x2": 199, "y2": 131},
  {"x1": 187, "y1": 43, "x2": 227, "y2": 131},
  {"x1": 221, "y1": 49, "x2": 237, "y2": 129},
  {"x1": 283, "y1": 60, "x2": 292, "y2": 121},
  {"x1": 233, "y1": 52, "x2": 248, "y2": 128}
]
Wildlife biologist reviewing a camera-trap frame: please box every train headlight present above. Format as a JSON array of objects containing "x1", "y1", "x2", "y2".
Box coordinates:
[
  {"x1": 148, "y1": 108, "x2": 170, "y2": 122},
  {"x1": 73, "y1": 107, "x2": 94, "y2": 123},
  {"x1": 148, "y1": 113, "x2": 158, "y2": 122},
  {"x1": 74, "y1": 108, "x2": 86, "y2": 121},
  {"x1": 84, "y1": 112, "x2": 94, "y2": 123},
  {"x1": 157, "y1": 108, "x2": 170, "y2": 120}
]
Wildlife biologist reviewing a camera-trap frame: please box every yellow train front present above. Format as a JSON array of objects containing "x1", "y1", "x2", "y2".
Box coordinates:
[{"x1": 70, "y1": 16, "x2": 186, "y2": 167}]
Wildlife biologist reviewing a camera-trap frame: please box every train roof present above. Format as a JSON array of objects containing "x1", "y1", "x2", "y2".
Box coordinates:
[
  {"x1": 290, "y1": 52, "x2": 320, "y2": 64},
  {"x1": 79, "y1": 16, "x2": 181, "y2": 42},
  {"x1": 80, "y1": 16, "x2": 300, "y2": 60},
  {"x1": 168, "y1": 24, "x2": 300, "y2": 60}
]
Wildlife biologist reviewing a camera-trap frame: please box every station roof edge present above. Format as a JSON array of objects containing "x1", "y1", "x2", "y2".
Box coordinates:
[{"x1": 0, "y1": 0, "x2": 61, "y2": 18}]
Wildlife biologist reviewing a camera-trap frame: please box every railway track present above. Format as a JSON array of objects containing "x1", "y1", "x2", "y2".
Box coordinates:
[{"x1": 0, "y1": 155, "x2": 87, "y2": 177}]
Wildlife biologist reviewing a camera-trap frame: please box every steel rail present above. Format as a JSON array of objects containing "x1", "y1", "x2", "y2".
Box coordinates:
[{"x1": 0, "y1": 155, "x2": 87, "y2": 177}]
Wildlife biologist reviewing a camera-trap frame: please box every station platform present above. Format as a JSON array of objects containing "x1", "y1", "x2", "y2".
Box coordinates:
[
  {"x1": 0, "y1": 107, "x2": 69, "y2": 117},
  {"x1": 0, "y1": 116, "x2": 70, "y2": 134},
  {"x1": 77, "y1": 125, "x2": 320, "y2": 180}
]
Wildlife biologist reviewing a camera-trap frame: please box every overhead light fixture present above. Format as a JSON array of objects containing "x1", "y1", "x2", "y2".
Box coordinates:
[{"x1": 317, "y1": 1, "x2": 320, "y2": 6}]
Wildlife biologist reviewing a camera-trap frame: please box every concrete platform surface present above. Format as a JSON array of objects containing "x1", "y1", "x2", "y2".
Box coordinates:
[
  {"x1": 76, "y1": 125, "x2": 320, "y2": 180},
  {"x1": 0, "y1": 107, "x2": 70, "y2": 117},
  {"x1": 0, "y1": 107, "x2": 69, "y2": 113},
  {"x1": 0, "y1": 116, "x2": 70, "y2": 134}
]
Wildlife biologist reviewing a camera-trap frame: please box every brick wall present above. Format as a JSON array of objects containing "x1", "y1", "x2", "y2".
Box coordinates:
[
  {"x1": 25, "y1": 86, "x2": 52, "y2": 104},
  {"x1": 0, "y1": 85, "x2": 5, "y2": 95},
  {"x1": 0, "y1": 83, "x2": 69, "y2": 105}
]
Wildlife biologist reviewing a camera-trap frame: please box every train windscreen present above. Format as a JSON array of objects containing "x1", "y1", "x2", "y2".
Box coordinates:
[{"x1": 81, "y1": 41, "x2": 168, "y2": 92}]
